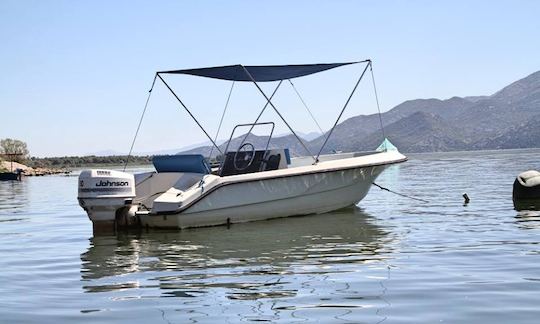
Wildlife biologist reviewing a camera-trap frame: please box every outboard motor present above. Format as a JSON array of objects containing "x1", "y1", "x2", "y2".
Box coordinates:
[
  {"x1": 78, "y1": 169, "x2": 137, "y2": 232},
  {"x1": 513, "y1": 170, "x2": 540, "y2": 210}
]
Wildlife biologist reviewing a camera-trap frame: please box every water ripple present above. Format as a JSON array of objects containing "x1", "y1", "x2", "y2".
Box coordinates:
[{"x1": 2, "y1": 151, "x2": 540, "y2": 322}]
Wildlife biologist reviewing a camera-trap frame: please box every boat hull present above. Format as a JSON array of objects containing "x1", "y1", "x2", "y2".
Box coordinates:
[
  {"x1": 139, "y1": 164, "x2": 386, "y2": 229},
  {"x1": 0, "y1": 172, "x2": 19, "y2": 181}
]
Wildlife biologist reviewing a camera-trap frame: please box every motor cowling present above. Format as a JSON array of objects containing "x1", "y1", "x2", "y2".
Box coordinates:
[{"x1": 78, "y1": 169, "x2": 136, "y2": 230}]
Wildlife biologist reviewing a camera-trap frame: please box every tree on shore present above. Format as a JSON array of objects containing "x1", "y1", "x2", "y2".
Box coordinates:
[{"x1": 0, "y1": 138, "x2": 29, "y2": 163}]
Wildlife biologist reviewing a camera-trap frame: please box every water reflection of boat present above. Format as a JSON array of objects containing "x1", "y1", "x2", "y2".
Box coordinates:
[
  {"x1": 0, "y1": 180, "x2": 27, "y2": 213},
  {"x1": 80, "y1": 207, "x2": 391, "y2": 282}
]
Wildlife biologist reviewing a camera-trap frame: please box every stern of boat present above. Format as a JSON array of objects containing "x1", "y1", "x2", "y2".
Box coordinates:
[{"x1": 77, "y1": 169, "x2": 138, "y2": 232}]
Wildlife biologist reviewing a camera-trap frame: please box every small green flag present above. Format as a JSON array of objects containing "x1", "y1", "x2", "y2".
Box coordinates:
[{"x1": 376, "y1": 138, "x2": 398, "y2": 152}]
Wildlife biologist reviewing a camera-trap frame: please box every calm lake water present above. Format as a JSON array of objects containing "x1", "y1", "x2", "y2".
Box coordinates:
[{"x1": 1, "y1": 149, "x2": 540, "y2": 323}]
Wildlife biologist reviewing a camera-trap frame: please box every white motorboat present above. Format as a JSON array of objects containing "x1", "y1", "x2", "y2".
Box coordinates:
[{"x1": 77, "y1": 61, "x2": 407, "y2": 231}]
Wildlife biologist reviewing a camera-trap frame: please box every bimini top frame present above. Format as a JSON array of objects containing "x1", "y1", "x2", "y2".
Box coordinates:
[{"x1": 124, "y1": 59, "x2": 382, "y2": 170}]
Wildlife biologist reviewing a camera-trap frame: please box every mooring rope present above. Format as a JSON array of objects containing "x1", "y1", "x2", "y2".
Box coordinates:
[{"x1": 372, "y1": 182, "x2": 429, "y2": 203}]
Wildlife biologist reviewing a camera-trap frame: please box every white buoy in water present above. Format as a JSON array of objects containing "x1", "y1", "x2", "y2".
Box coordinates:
[{"x1": 513, "y1": 170, "x2": 540, "y2": 210}]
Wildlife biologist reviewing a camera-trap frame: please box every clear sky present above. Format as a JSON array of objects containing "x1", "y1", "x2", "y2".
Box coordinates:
[{"x1": 1, "y1": 0, "x2": 539, "y2": 157}]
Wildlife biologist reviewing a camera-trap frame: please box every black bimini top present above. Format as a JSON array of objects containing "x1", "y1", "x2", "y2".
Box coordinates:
[{"x1": 158, "y1": 62, "x2": 363, "y2": 82}]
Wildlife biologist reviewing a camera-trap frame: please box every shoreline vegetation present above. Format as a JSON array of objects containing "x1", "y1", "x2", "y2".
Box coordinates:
[
  {"x1": 2, "y1": 147, "x2": 538, "y2": 177},
  {"x1": 24, "y1": 146, "x2": 540, "y2": 169},
  {"x1": 27, "y1": 155, "x2": 152, "y2": 169},
  {"x1": 1, "y1": 155, "x2": 154, "y2": 177}
]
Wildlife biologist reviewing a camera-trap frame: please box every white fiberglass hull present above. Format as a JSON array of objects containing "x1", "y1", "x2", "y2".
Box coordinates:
[{"x1": 139, "y1": 156, "x2": 398, "y2": 229}]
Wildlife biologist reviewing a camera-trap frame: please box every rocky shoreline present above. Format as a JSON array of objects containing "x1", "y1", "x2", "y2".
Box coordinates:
[
  {"x1": 0, "y1": 161, "x2": 70, "y2": 177},
  {"x1": 24, "y1": 167, "x2": 71, "y2": 176}
]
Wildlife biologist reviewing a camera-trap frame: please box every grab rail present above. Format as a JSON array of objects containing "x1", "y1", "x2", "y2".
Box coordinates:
[{"x1": 220, "y1": 122, "x2": 275, "y2": 173}]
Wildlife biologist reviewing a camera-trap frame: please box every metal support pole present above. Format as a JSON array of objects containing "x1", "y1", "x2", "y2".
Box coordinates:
[
  {"x1": 241, "y1": 66, "x2": 316, "y2": 160},
  {"x1": 314, "y1": 61, "x2": 371, "y2": 162},
  {"x1": 157, "y1": 73, "x2": 223, "y2": 155},
  {"x1": 237, "y1": 80, "x2": 282, "y2": 149}
]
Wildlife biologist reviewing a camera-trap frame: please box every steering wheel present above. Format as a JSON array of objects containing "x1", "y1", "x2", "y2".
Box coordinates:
[{"x1": 233, "y1": 142, "x2": 256, "y2": 171}]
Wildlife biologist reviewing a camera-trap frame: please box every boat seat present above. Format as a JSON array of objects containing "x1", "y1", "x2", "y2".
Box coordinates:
[
  {"x1": 220, "y1": 150, "x2": 266, "y2": 176},
  {"x1": 263, "y1": 153, "x2": 281, "y2": 171},
  {"x1": 153, "y1": 154, "x2": 211, "y2": 174}
]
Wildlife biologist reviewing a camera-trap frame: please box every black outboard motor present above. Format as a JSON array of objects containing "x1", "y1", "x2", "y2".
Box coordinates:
[{"x1": 513, "y1": 170, "x2": 540, "y2": 210}]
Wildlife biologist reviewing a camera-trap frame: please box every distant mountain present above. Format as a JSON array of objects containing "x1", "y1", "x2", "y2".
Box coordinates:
[
  {"x1": 297, "y1": 131, "x2": 323, "y2": 141},
  {"x1": 464, "y1": 95, "x2": 489, "y2": 103},
  {"x1": 182, "y1": 133, "x2": 312, "y2": 157},
  {"x1": 484, "y1": 114, "x2": 540, "y2": 149},
  {"x1": 312, "y1": 70, "x2": 540, "y2": 153},
  {"x1": 333, "y1": 112, "x2": 468, "y2": 153},
  {"x1": 181, "y1": 69, "x2": 540, "y2": 155},
  {"x1": 88, "y1": 139, "x2": 228, "y2": 157},
  {"x1": 88, "y1": 149, "x2": 126, "y2": 156}
]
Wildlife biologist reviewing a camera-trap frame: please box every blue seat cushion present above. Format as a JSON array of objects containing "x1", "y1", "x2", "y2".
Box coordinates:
[{"x1": 152, "y1": 154, "x2": 211, "y2": 174}]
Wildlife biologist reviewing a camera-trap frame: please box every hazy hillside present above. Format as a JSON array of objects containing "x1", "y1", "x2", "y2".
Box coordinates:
[
  {"x1": 182, "y1": 133, "x2": 312, "y2": 157},
  {"x1": 182, "y1": 70, "x2": 540, "y2": 155},
  {"x1": 484, "y1": 114, "x2": 540, "y2": 149},
  {"x1": 313, "y1": 69, "x2": 540, "y2": 153}
]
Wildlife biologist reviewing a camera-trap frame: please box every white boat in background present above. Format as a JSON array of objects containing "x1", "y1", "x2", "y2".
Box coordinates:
[{"x1": 77, "y1": 60, "x2": 407, "y2": 232}]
